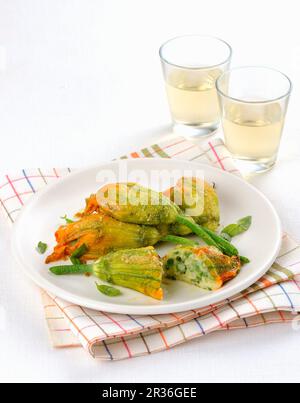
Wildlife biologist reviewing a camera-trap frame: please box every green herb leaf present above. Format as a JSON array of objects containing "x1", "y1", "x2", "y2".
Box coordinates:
[
  {"x1": 61, "y1": 215, "x2": 74, "y2": 224},
  {"x1": 221, "y1": 216, "x2": 252, "y2": 238},
  {"x1": 71, "y1": 244, "x2": 88, "y2": 259},
  {"x1": 96, "y1": 283, "x2": 122, "y2": 297},
  {"x1": 37, "y1": 241, "x2": 48, "y2": 254}
]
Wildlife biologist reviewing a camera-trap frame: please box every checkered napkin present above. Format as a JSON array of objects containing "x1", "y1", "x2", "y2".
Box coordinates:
[{"x1": 1, "y1": 137, "x2": 300, "y2": 360}]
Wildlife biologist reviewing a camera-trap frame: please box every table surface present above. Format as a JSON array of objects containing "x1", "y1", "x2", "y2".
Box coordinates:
[{"x1": 1, "y1": 0, "x2": 300, "y2": 383}]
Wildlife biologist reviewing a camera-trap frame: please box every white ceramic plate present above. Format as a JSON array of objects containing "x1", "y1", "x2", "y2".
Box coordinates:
[{"x1": 12, "y1": 159, "x2": 282, "y2": 314}]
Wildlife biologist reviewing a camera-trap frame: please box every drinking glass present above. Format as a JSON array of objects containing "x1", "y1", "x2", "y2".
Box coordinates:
[
  {"x1": 217, "y1": 66, "x2": 292, "y2": 174},
  {"x1": 159, "y1": 35, "x2": 232, "y2": 137}
]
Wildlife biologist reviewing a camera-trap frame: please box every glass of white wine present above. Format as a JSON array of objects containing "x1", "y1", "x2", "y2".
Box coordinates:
[
  {"x1": 159, "y1": 35, "x2": 232, "y2": 137},
  {"x1": 217, "y1": 67, "x2": 292, "y2": 174}
]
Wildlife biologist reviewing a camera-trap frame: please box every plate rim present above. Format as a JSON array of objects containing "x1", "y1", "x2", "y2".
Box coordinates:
[{"x1": 11, "y1": 158, "x2": 282, "y2": 314}]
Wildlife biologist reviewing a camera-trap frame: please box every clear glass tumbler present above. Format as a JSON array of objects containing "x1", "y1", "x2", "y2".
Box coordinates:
[
  {"x1": 217, "y1": 66, "x2": 292, "y2": 174},
  {"x1": 159, "y1": 35, "x2": 232, "y2": 137}
]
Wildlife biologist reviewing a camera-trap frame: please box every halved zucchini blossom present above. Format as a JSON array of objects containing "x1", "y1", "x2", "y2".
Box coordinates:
[{"x1": 163, "y1": 246, "x2": 241, "y2": 291}]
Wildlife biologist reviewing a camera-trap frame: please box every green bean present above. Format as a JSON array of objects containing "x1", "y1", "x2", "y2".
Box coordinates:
[
  {"x1": 50, "y1": 264, "x2": 92, "y2": 275},
  {"x1": 161, "y1": 235, "x2": 199, "y2": 247},
  {"x1": 71, "y1": 244, "x2": 88, "y2": 259},
  {"x1": 201, "y1": 226, "x2": 250, "y2": 264},
  {"x1": 175, "y1": 216, "x2": 221, "y2": 250},
  {"x1": 200, "y1": 226, "x2": 239, "y2": 256},
  {"x1": 239, "y1": 256, "x2": 250, "y2": 264}
]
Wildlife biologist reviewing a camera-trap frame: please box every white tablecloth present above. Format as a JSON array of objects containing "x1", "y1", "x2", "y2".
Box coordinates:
[{"x1": 1, "y1": 0, "x2": 300, "y2": 383}]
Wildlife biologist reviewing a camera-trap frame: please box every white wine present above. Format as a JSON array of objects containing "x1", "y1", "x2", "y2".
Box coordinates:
[
  {"x1": 160, "y1": 35, "x2": 232, "y2": 136},
  {"x1": 165, "y1": 69, "x2": 222, "y2": 126},
  {"x1": 217, "y1": 66, "x2": 291, "y2": 173},
  {"x1": 222, "y1": 103, "x2": 284, "y2": 160}
]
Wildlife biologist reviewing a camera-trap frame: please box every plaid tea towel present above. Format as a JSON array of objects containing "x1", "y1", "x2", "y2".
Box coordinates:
[{"x1": 1, "y1": 136, "x2": 300, "y2": 360}]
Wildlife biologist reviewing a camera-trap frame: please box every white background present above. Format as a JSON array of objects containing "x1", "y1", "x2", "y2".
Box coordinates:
[{"x1": 1, "y1": 0, "x2": 300, "y2": 383}]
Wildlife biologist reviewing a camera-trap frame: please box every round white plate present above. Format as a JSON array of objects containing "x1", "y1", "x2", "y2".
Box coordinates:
[{"x1": 12, "y1": 159, "x2": 282, "y2": 314}]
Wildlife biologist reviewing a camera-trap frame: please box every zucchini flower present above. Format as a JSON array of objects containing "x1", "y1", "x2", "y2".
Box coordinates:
[
  {"x1": 78, "y1": 188, "x2": 193, "y2": 238},
  {"x1": 46, "y1": 213, "x2": 162, "y2": 264},
  {"x1": 164, "y1": 177, "x2": 220, "y2": 231},
  {"x1": 70, "y1": 183, "x2": 235, "y2": 261},
  {"x1": 96, "y1": 183, "x2": 180, "y2": 226},
  {"x1": 50, "y1": 247, "x2": 164, "y2": 300}
]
